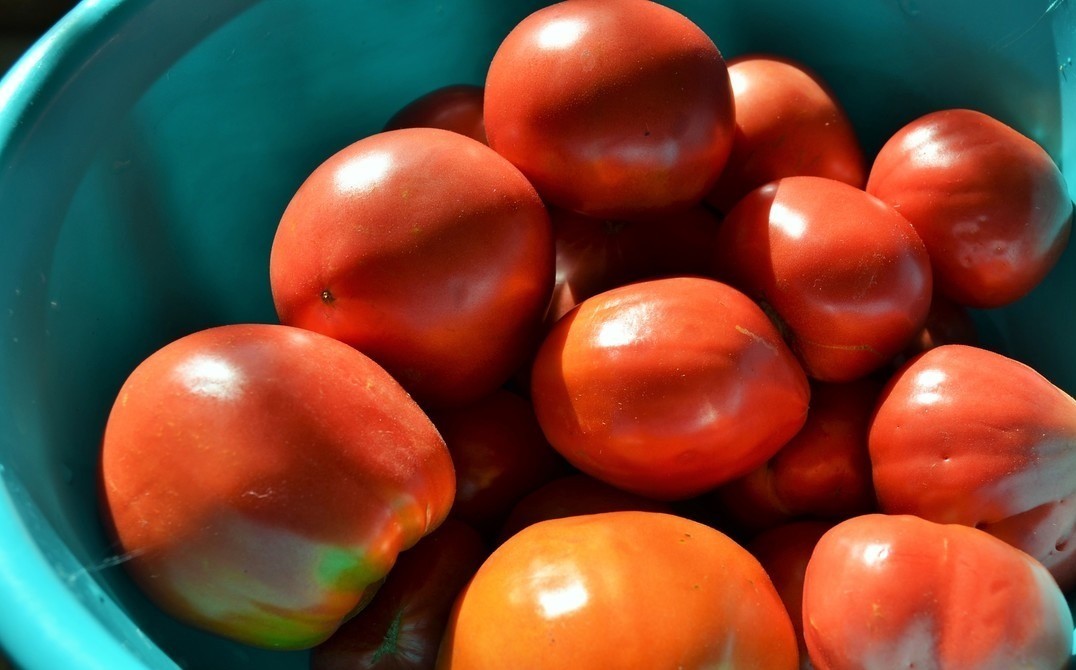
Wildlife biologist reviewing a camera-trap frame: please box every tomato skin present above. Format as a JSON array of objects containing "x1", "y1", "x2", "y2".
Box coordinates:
[
  {"x1": 383, "y1": 84, "x2": 487, "y2": 145},
  {"x1": 498, "y1": 473, "x2": 673, "y2": 543},
  {"x1": 714, "y1": 176, "x2": 933, "y2": 382},
  {"x1": 716, "y1": 378, "x2": 881, "y2": 533},
  {"x1": 802, "y1": 514, "x2": 1073, "y2": 670},
  {"x1": 270, "y1": 127, "x2": 554, "y2": 408},
  {"x1": 868, "y1": 344, "x2": 1076, "y2": 589},
  {"x1": 310, "y1": 519, "x2": 487, "y2": 670},
  {"x1": 706, "y1": 55, "x2": 866, "y2": 214},
  {"x1": 437, "y1": 511, "x2": 799, "y2": 670},
  {"x1": 428, "y1": 389, "x2": 566, "y2": 536},
  {"x1": 99, "y1": 324, "x2": 456, "y2": 649},
  {"x1": 484, "y1": 0, "x2": 735, "y2": 220},
  {"x1": 866, "y1": 108, "x2": 1073, "y2": 308},
  {"x1": 545, "y1": 205, "x2": 721, "y2": 326},
  {"x1": 748, "y1": 521, "x2": 832, "y2": 670},
  {"x1": 530, "y1": 276, "x2": 810, "y2": 500}
]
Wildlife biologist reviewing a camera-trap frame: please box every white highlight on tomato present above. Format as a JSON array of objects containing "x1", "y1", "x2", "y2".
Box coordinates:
[
  {"x1": 176, "y1": 355, "x2": 244, "y2": 401},
  {"x1": 912, "y1": 368, "x2": 948, "y2": 406},
  {"x1": 333, "y1": 151, "x2": 393, "y2": 195},
  {"x1": 770, "y1": 200, "x2": 808, "y2": 240},
  {"x1": 536, "y1": 18, "x2": 586, "y2": 50},
  {"x1": 861, "y1": 542, "x2": 891, "y2": 566}
]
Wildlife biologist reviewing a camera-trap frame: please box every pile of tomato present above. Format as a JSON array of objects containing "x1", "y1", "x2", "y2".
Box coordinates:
[{"x1": 98, "y1": 1, "x2": 1076, "y2": 668}]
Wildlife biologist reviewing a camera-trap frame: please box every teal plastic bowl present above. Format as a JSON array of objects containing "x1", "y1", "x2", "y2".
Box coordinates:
[{"x1": 1, "y1": 0, "x2": 1075, "y2": 668}]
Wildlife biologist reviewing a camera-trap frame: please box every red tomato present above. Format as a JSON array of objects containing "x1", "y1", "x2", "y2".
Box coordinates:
[
  {"x1": 545, "y1": 205, "x2": 721, "y2": 326},
  {"x1": 270, "y1": 128, "x2": 553, "y2": 408},
  {"x1": 99, "y1": 324, "x2": 456, "y2": 649},
  {"x1": 905, "y1": 292, "x2": 978, "y2": 356},
  {"x1": 714, "y1": 176, "x2": 933, "y2": 382},
  {"x1": 530, "y1": 276, "x2": 810, "y2": 500},
  {"x1": 869, "y1": 344, "x2": 1076, "y2": 589},
  {"x1": 747, "y1": 521, "x2": 832, "y2": 669},
  {"x1": 310, "y1": 519, "x2": 487, "y2": 670},
  {"x1": 484, "y1": 0, "x2": 735, "y2": 220},
  {"x1": 383, "y1": 84, "x2": 487, "y2": 145},
  {"x1": 706, "y1": 55, "x2": 866, "y2": 214},
  {"x1": 428, "y1": 389, "x2": 566, "y2": 536},
  {"x1": 715, "y1": 377, "x2": 881, "y2": 533},
  {"x1": 802, "y1": 514, "x2": 1073, "y2": 670},
  {"x1": 866, "y1": 108, "x2": 1073, "y2": 308},
  {"x1": 437, "y1": 511, "x2": 800, "y2": 669},
  {"x1": 498, "y1": 473, "x2": 674, "y2": 543}
]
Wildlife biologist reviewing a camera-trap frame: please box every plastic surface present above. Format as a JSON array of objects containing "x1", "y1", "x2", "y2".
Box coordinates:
[{"x1": 0, "y1": 0, "x2": 1074, "y2": 668}]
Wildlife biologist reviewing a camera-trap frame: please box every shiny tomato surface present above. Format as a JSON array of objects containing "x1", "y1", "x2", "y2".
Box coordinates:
[
  {"x1": 383, "y1": 84, "x2": 487, "y2": 145},
  {"x1": 869, "y1": 344, "x2": 1076, "y2": 589},
  {"x1": 802, "y1": 514, "x2": 1073, "y2": 670},
  {"x1": 867, "y1": 108, "x2": 1073, "y2": 308},
  {"x1": 429, "y1": 389, "x2": 565, "y2": 535},
  {"x1": 438, "y1": 511, "x2": 799, "y2": 669},
  {"x1": 530, "y1": 276, "x2": 810, "y2": 500},
  {"x1": 99, "y1": 324, "x2": 456, "y2": 649},
  {"x1": 706, "y1": 55, "x2": 865, "y2": 214},
  {"x1": 311, "y1": 519, "x2": 487, "y2": 670},
  {"x1": 714, "y1": 176, "x2": 933, "y2": 381},
  {"x1": 270, "y1": 127, "x2": 553, "y2": 408},
  {"x1": 484, "y1": 0, "x2": 735, "y2": 219}
]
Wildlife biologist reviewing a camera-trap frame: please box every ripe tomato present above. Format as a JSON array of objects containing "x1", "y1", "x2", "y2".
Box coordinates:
[
  {"x1": 802, "y1": 514, "x2": 1073, "y2": 670},
  {"x1": 99, "y1": 324, "x2": 456, "y2": 649},
  {"x1": 715, "y1": 377, "x2": 881, "y2": 533},
  {"x1": 713, "y1": 176, "x2": 933, "y2": 382},
  {"x1": 866, "y1": 108, "x2": 1073, "y2": 308},
  {"x1": 484, "y1": 0, "x2": 735, "y2": 220},
  {"x1": 903, "y1": 292, "x2": 978, "y2": 357},
  {"x1": 869, "y1": 344, "x2": 1076, "y2": 589},
  {"x1": 706, "y1": 55, "x2": 866, "y2": 214},
  {"x1": 747, "y1": 521, "x2": 832, "y2": 669},
  {"x1": 270, "y1": 127, "x2": 553, "y2": 408},
  {"x1": 428, "y1": 389, "x2": 566, "y2": 536},
  {"x1": 383, "y1": 84, "x2": 487, "y2": 145},
  {"x1": 310, "y1": 519, "x2": 487, "y2": 670},
  {"x1": 545, "y1": 205, "x2": 721, "y2": 326},
  {"x1": 497, "y1": 473, "x2": 673, "y2": 543},
  {"x1": 530, "y1": 276, "x2": 810, "y2": 500},
  {"x1": 437, "y1": 511, "x2": 799, "y2": 669}
]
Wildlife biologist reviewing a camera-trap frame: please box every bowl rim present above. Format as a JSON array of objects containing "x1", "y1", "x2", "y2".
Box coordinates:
[{"x1": 1, "y1": 2, "x2": 178, "y2": 667}]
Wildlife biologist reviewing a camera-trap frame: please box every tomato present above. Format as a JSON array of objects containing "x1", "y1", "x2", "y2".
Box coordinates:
[
  {"x1": 866, "y1": 108, "x2": 1073, "y2": 308},
  {"x1": 270, "y1": 127, "x2": 553, "y2": 408},
  {"x1": 713, "y1": 176, "x2": 933, "y2": 382},
  {"x1": 497, "y1": 473, "x2": 674, "y2": 543},
  {"x1": 310, "y1": 519, "x2": 487, "y2": 670},
  {"x1": 747, "y1": 521, "x2": 832, "y2": 669},
  {"x1": 98, "y1": 324, "x2": 456, "y2": 649},
  {"x1": 484, "y1": 0, "x2": 735, "y2": 220},
  {"x1": 802, "y1": 514, "x2": 1073, "y2": 670},
  {"x1": 904, "y1": 292, "x2": 978, "y2": 357},
  {"x1": 383, "y1": 84, "x2": 487, "y2": 145},
  {"x1": 530, "y1": 276, "x2": 810, "y2": 500},
  {"x1": 705, "y1": 55, "x2": 866, "y2": 215},
  {"x1": 437, "y1": 511, "x2": 799, "y2": 669},
  {"x1": 715, "y1": 377, "x2": 881, "y2": 533},
  {"x1": 545, "y1": 205, "x2": 721, "y2": 326},
  {"x1": 428, "y1": 389, "x2": 566, "y2": 536},
  {"x1": 868, "y1": 344, "x2": 1076, "y2": 590}
]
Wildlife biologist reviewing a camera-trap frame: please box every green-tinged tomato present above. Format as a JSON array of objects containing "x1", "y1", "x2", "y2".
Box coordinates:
[{"x1": 99, "y1": 324, "x2": 456, "y2": 649}]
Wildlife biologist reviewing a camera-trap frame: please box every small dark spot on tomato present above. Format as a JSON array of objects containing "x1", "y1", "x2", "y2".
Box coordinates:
[{"x1": 321, "y1": 289, "x2": 335, "y2": 304}]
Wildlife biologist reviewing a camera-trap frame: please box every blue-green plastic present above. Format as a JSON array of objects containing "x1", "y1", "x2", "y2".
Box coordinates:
[{"x1": 1, "y1": 0, "x2": 1075, "y2": 668}]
